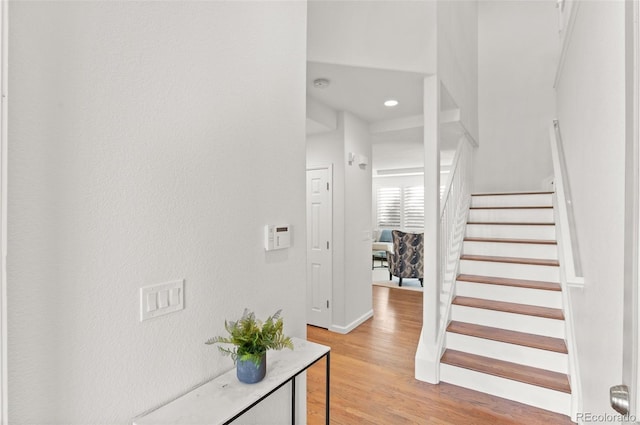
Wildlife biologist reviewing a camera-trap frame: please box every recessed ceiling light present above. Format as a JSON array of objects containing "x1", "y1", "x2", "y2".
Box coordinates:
[
  {"x1": 313, "y1": 78, "x2": 331, "y2": 89},
  {"x1": 384, "y1": 99, "x2": 399, "y2": 107}
]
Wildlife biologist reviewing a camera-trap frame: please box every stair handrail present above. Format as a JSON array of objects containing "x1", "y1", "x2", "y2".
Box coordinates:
[
  {"x1": 435, "y1": 136, "x2": 474, "y2": 352},
  {"x1": 549, "y1": 119, "x2": 583, "y2": 421},
  {"x1": 549, "y1": 120, "x2": 584, "y2": 286}
]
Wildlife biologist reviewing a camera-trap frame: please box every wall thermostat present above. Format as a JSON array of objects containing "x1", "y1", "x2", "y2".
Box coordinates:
[{"x1": 264, "y1": 224, "x2": 291, "y2": 251}]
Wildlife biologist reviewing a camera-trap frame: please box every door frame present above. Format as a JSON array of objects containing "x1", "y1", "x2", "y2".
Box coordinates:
[
  {"x1": 305, "y1": 164, "x2": 333, "y2": 329},
  {"x1": 623, "y1": 0, "x2": 640, "y2": 418},
  {"x1": 1, "y1": 0, "x2": 8, "y2": 420}
]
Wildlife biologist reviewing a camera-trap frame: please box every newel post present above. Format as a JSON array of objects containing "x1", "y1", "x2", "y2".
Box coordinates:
[{"x1": 415, "y1": 75, "x2": 441, "y2": 384}]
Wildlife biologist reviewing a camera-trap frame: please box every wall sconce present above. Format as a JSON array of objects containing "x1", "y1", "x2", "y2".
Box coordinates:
[
  {"x1": 357, "y1": 155, "x2": 368, "y2": 168},
  {"x1": 347, "y1": 152, "x2": 368, "y2": 169}
]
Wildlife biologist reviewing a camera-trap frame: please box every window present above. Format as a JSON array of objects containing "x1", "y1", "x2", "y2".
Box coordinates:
[
  {"x1": 403, "y1": 186, "x2": 425, "y2": 231},
  {"x1": 376, "y1": 187, "x2": 401, "y2": 228},
  {"x1": 376, "y1": 186, "x2": 424, "y2": 231}
]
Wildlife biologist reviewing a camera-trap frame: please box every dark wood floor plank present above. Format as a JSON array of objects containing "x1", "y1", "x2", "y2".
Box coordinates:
[
  {"x1": 460, "y1": 254, "x2": 559, "y2": 267},
  {"x1": 441, "y1": 349, "x2": 571, "y2": 393},
  {"x1": 453, "y1": 296, "x2": 565, "y2": 320},
  {"x1": 467, "y1": 222, "x2": 555, "y2": 226},
  {"x1": 464, "y1": 237, "x2": 557, "y2": 245},
  {"x1": 469, "y1": 206, "x2": 554, "y2": 210},
  {"x1": 457, "y1": 274, "x2": 561, "y2": 291},
  {"x1": 447, "y1": 321, "x2": 568, "y2": 353},
  {"x1": 472, "y1": 191, "x2": 554, "y2": 196},
  {"x1": 306, "y1": 286, "x2": 573, "y2": 424}
]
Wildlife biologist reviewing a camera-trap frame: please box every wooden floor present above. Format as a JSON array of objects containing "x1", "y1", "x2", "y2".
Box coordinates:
[{"x1": 306, "y1": 285, "x2": 574, "y2": 425}]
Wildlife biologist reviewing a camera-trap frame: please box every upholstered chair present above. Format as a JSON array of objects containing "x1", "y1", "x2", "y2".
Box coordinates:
[{"x1": 388, "y1": 230, "x2": 424, "y2": 287}]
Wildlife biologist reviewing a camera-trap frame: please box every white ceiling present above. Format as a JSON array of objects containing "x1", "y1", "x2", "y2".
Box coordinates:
[
  {"x1": 306, "y1": 61, "x2": 463, "y2": 172},
  {"x1": 307, "y1": 62, "x2": 426, "y2": 124}
]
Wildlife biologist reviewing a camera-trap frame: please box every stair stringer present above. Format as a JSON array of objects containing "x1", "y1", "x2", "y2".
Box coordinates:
[{"x1": 552, "y1": 191, "x2": 583, "y2": 422}]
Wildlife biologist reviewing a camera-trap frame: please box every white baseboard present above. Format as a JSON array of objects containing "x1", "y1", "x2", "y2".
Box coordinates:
[
  {"x1": 329, "y1": 309, "x2": 373, "y2": 334},
  {"x1": 414, "y1": 332, "x2": 440, "y2": 384}
]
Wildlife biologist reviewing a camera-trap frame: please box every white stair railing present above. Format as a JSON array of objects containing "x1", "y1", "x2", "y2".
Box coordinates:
[
  {"x1": 549, "y1": 119, "x2": 583, "y2": 421},
  {"x1": 435, "y1": 137, "x2": 474, "y2": 352},
  {"x1": 549, "y1": 120, "x2": 584, "y2": 287}
]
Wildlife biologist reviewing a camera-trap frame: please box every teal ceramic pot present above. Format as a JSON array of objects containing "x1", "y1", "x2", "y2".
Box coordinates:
[{"x1": 236, "y1": 353, "x2": 266, "y2": 384}]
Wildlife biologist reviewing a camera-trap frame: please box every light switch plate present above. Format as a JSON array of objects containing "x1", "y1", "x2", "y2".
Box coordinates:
[{"x1": 140, "y1": 279, "x2": 184, "y2": 321}]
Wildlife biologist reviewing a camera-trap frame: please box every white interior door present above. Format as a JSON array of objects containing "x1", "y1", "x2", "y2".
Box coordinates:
[{"x1": 306, "y1": 166, "x2": 332, "y2": 328}]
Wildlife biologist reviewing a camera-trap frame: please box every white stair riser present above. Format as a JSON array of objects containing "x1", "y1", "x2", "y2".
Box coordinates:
[
  {"x1": 465, "y1": 224, "x2": 556, "y2": 240},
  {"x1": 456, "y1": 281, "x2": 562, "y2": 309},
  {"x1": 460, "y1": 260, "x2": 560, "y2": 282},
  {"x1": 462, "y1": 240, "x2": 558, "y2": 260},
  {"x1": 468, "y1": 208, "x2": 554, "y2": 223},
  {"x1": 471, "y1": 193, "x2": 553, "y2": 208},
  {"x1": 440, "y1": 364, "x2": 571, "y2": 416},
  {"x1": 451, "y1": 305, "x2": 565, "y2": 338},
  {"x1": 445, "y1": 333, "x2": 568, "y2": 374}
]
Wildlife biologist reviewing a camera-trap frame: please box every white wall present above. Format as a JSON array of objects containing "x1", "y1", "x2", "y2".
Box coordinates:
[
  {"x1": 474, "y1": 0, "x2": 558, "y2": 193},
  {"x1": 8, "y1": 2, "x2": 307, "y2": 424},
  {"x1": 342, "y1": 112, "x2": 373, "y2": 329},
  {"x1": 555, "y1": 1, "x2": 626, "y2": 419},
  {"x1": 307, "y1": 0, "x2": 436, "y2": 74},
  {"x1": 372, "y1": 140, "x2": 424, "y2": 173},
  {"x1": 437, "y1": 0, "x2": 479, "y2": 142},
  {"x1": 307, "y1": 111, "x2": 372, "y2": 332}
]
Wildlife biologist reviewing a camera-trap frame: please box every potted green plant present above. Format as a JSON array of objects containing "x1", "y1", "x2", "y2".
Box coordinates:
[{"x1": 205, "y1": 309, "x2": 294, "y2": 384}]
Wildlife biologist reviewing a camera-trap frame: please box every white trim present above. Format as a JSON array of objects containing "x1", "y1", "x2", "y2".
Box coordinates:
[
  {"x1": 451, "y1": 119, "x2": 478, "y2": 148},
  {"x1": 549, "y1": 121, "x2": 583, "y2": 420},
  {"x1": 369, "y1": 114, "x2": 423, "y2": 134},
  {"x1": 329, "y1": 309, "x2": 373, "y2": 335},
  {"x1": 416, "y1": 75, "x2": 441, "y2": 384},
  {"x1": 635, "y1": 0, "x2": 640, "y2": 413},
  {"x1": 1, "y1": 0, "x2": 8, "y2": 420},
  {"x1": 554, "y1": 1, "x2": 581, "y2": 89},
  {"x1": 415, "y1": 333, "x2": 439, "y2": 384},
  {"x1": 549, "y1": 122, "x2": 584, "y2": 287},
  {"x1": 306, "y1": 163, "x2": 332, "y2": 172},
  {"x1": 551, "y1": 205, "x2": 583, "y2": 421},
  {"x1": 622, "y1": 0, "x2": 640, "y2": 417}
]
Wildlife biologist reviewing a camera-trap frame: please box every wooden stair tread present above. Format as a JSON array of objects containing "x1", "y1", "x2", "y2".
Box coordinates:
[
  {"x1": 464, "y1": 237, "x2": 557, "y2": 245},
  {"x1": 467, "y1": 221, "x2": 555, "y2": 226},
  {"x1": 472, "y1": 191, "x2": 554, "y2": 196},
  {"x1": 447, "y1": 321, "x2": 568, "y2": 353},
  {"x1": 469, "y1": 206, "x2": 553, "y2": 210},
  {"x1": 460, "y1": 254, "x2": 559, "y2": 267},
  {"x1": 457, "y1": 274, "x2": 561, "y2": 291},
  {"x1": 453, "y1": 296, "x2": 565, "y2": 320},
  {"x1": 441, "y1": 349, "x2": 571, "y2": 393}
]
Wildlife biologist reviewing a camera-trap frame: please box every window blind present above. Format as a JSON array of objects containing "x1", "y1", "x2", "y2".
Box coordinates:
[
  {"x1": 376, "y1": 187, "x2": 401, "y2": 228},
  {"x1": 376, "y1": 185, "x2": 424, "y2": 231},
  {"x1": 403, "y1": 186, "x2": 425, "y2": 230}
]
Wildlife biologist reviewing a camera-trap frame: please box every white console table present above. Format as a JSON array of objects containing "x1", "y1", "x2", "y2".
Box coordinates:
[{"x1": 132, "y1": 338, "x2": 330, "y2": 425}]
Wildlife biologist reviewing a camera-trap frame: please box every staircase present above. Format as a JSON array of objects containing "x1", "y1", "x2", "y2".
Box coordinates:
[{"x1": 439, "y1": 191, "x2": 572, "y2": 417}]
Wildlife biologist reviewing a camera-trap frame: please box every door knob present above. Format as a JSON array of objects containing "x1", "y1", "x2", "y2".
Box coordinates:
[{"x1": 610, "y1": 384, "x2": 630, "y2": 415}]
